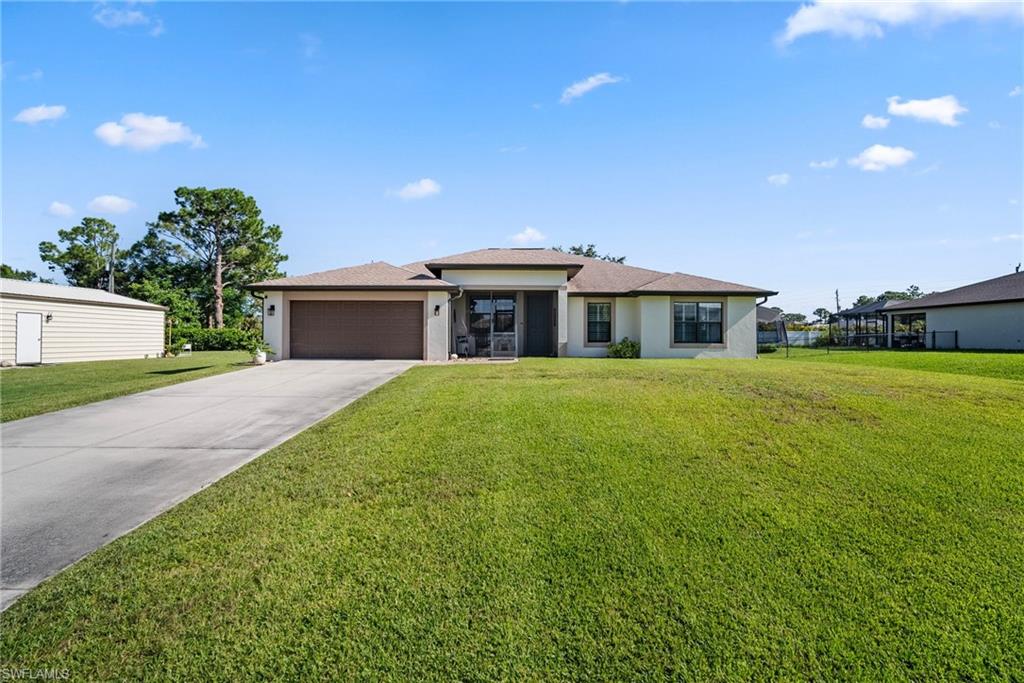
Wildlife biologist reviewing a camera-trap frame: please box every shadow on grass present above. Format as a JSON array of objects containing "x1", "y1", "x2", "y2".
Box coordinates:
[{"x1": 147, "y1": 366, "x2": 213, "y2": 375}]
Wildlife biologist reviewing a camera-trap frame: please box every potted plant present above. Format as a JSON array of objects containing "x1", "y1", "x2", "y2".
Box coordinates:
[{"x1": 249, "y1": 340, "x2": 272, "y2": 365}]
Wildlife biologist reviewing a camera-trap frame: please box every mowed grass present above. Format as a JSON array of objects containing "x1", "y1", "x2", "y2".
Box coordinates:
[
  {"x1": 2, "y1": 359, "x2": 1022, "y2": 679},
  {"x1": 763, "y1": 346, "x2": 1024, "y2": 382},
  {"x1": 0, "y1": 351, "x2": 250, "y2": 422}
]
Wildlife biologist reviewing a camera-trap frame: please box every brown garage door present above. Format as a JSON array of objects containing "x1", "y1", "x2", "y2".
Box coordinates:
[{"x1": 289, "y1": 300, "x2": 423, "y2": 359}]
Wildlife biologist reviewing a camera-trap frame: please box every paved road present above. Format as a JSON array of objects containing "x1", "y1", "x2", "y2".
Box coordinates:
[{"x1": 1, "y1": 359, "x2": 415, "y2": 610}]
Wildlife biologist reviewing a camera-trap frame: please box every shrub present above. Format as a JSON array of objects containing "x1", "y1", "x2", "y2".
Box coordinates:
[
  {"x1": 169, "y1": 326, "x2": 260, "y2": 351},
  {"x1": 757, "y1": 344, "x2": 778, "y2": 354},
  {"x1": 607, "y1": 337, "x2": 641, "y2": 358}
]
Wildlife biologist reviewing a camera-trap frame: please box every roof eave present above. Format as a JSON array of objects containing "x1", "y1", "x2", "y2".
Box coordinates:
[
  {"x1": 425, "y1": 263, "x2": 584, "y2": 278},
  {"x1": 244, "y1": 284, "x2": 459, "y2": 292},
  {"x1": 884, "y1": 296, "x2": 1024, "y2": 311}
]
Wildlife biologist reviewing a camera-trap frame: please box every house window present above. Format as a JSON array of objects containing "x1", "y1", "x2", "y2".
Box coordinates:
[
  {"x1": 586, "y1": 302, "x2": 612, "y2": 344},
  {"x1": 673, "y1": 302, "x2": 723, "y2": 344}
]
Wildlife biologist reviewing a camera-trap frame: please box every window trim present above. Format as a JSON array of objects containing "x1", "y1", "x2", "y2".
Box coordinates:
[
  {"x1": 584, "y1": 298, "x2": 614, "y2": 347},
  {"x1": 670, "y1": 298, "x2": 727, "y2": 348}
]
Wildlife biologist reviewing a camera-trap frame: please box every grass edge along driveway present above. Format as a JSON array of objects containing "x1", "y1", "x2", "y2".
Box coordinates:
[
  {"x1": 1, "y1": 357, "x2": 1022, "y2": 679},
  {"x1": 0, "y1": 351, "x2": 251, "y2": 422}
]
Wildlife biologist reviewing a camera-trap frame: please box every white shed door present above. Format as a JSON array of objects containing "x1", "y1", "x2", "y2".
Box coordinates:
[{"x1": 16, "y1": 312, "x2": 42, "y2": 365}]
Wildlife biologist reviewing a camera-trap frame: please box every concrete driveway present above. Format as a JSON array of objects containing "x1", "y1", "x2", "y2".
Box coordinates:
[{"x1": 1, "y1": 359, "x2": 415, "y2": 609}]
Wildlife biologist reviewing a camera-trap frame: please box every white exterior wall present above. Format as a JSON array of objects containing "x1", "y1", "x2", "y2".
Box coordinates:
[
  {"x1": 890, "y1": 302, "x2": 1024, "y2": 350},
  {"x1": 0, "y1": 294, "x2": 164, "y2": 364},
  {"x1": 262, "y1": 291, "x2": 285, "y2": 360},
  {"x1": 440, "y1": 268, "x2": 568, "y2": 289},
  {"x1": 261, "y1": 290, "x2": 450, "y2": 361},
  {"x1": 639, "y1": 295, "x2": 758, "y2": 359},
  {"x1": 567, "y1": 296, "x2": 640, "y2": 357},
  {"x1": 426, "y1": 291, "x2": 450, "y2": 361}
]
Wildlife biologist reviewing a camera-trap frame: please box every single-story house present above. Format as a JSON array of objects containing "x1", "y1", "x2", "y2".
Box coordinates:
[
  {"x1": 0, "y1": 278, "x2": 166, "y2": 365},
  {"x1": 248, "y1": 248, "x2": 777, "y2": 361},
  {"x1": 882, "y1": 271, "x2": 1023, "y2": 350}
]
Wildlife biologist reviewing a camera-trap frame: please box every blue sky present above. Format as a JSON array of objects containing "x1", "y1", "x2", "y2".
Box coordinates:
[{"x1": 3, "y1": 1, "x2": 1022, "y2": 315}]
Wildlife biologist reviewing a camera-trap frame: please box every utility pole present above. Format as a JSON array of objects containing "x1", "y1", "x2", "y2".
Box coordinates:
[{"x1": 107, "y1": 242, "x2": 117, "y2": 293}]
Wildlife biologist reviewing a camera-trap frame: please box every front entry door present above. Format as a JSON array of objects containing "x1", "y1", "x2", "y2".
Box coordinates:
[
  {"x1": 525, "y1": 293, "x2": 553, "y2": 356},
  {"x1": 16, "y1": 312, "x2": 43, "y2": 364}
]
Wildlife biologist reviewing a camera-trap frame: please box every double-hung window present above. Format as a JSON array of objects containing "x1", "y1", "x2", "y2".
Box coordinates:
[
  {"x1": 586, "y1": 302, "x2": 612, "y2": 344},
  {"x1": 673, "y1": 302, "x2": 722, "y2": 344}
]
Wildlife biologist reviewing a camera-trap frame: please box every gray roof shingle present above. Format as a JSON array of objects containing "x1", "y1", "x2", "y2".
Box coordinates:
[
  {"x1": 252, "y1": 248, "x2": 776, "y2": 297},
  {"x1": 248, "y1": 262, "x2": 456, "y2": 290},
  {"x1": 883, "y1": 271, "x2": 1024, "y2": 310}
]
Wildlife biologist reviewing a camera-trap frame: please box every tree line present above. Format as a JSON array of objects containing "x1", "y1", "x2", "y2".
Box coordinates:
[{"x1": 10, "y1": 187, "x2": 286, "y2": 329}]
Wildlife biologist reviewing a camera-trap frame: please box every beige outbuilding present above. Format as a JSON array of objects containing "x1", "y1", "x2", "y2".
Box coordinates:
[{"x1": 0, "y1": 279, "x2": 165, "y2": 365}]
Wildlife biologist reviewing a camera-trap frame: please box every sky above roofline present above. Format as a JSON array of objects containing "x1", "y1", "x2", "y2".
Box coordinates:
[{"x1": 3, "y1": 2, "x2": 1022, "y2": 316}]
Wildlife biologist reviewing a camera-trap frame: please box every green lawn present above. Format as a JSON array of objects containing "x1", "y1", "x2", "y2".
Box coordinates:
[
  {"x1": 763, "y1": 346, "x2": 1024, "y2": 382},
  {"x1": 2, "y1": 359, "x2": 1022, "y2": 679},
  {"x1": 0, "y1": 351, "x2": 250, "y2": 422}
]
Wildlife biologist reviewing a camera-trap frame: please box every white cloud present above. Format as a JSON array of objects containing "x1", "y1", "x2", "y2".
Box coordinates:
[
  {"x1": 988, "y1": 120, "x2": 1002, "y2": 129},
  {"x1": 992, "y1": 233, "x2": 1022, "y2": 242},
  {"x1": 93, "y1": 5, "x2": 148, "y2": 28},
  {"x1": 498, "y1": 145, "x2": 527, "y2": 153},
  {"x1": 95, "y1": 113, "x2": 205, "y2": 151},
  {"x1": 392, "y1": 178, "x2": 441, "y2": 201},
  {"x1": 861, "y1": 114, "x2": 890, "y2": 129},
  {"x1": 14, "y1": 104, "x2": 66, "y2": 124},
  {"x1": 47, "y1": 201, "x2": 74, "y2": 217},
  {"x1": 93, "y1": 3, "x2": 163, "y2": 35},
  {"x1": 18, "y1": 68, "x2": 43, "y2": 82},
  {"x1": 809, "y1": 158, "x2": 838, "y2": 169},
  {"x1": 87, "y1": 195, "x2": 136, "y2": 214},
  {"x1": 848, "y1": 144, "x2": 915, "y2": 172},
  {"x1": 1009, "y1": 85, "x2": 1022, "y2": 97},
  {"x1": 767, "y1": 173, "x2": 791, "y2": 186},
  {"x1": 777, "y1": 1, "x2": 1023, "y2": 45},
  {"x1": 1011, "y1": 199, "x2": 1020, "y2": 205},
  {"x1": 509, "y1": 226, "x2": 546, "y2": 245},
  {"x1": 886, "y1": 95, "x2": 967, "y2": 126},
  {"x1": 560, "y1": 72, "x2": 623, "y2": 104}
]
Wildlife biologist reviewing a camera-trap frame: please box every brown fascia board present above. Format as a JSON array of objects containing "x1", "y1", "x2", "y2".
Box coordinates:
[
  {"x1": 244, "y1": 284, "x2": 459, "y2": 292},
  {"x1": 569, "y1": 289, "x2": 779, "y2": 297},
  {"x1": 883, "y1": 296, "x2": 1024, "y2": 311},
  {"x1": 425, "y1": 263, "x2": 584, "y2": 278}
]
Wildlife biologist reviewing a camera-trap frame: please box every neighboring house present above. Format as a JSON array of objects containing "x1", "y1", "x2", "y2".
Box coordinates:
[
  {"x1": 0, "y1": 278, "x2": 166, "y2": 365},
  {"x1": 882, "y1": 271, "x2": 1024, "y2": 350},
  {"x1": 248, "y1": 248, "x2": 777, "y2": 361},
  {"x1": 835, "y1": 299, "x2": 889, "y2": 348},
  {"x1": 756, "y1": 306, "x2": 784, "y2": 344}
]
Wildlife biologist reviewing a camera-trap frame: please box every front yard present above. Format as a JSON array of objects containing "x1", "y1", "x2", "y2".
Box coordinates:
[
  {"x1": 762, "y1": 346, "x2": 1024, "y2": 381},
  {"x1": 2, "y1": 358, "x2": 1022, "y2": 679},
  {"x1": 0, "y1": 351, "x2": 250, "y2": 422}
]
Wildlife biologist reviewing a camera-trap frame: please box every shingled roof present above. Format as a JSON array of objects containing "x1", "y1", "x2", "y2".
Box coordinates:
[
  {"x1": 248, "y1": 262, "x2": 456, "y2": 290},
  {"x1": 252, "y1": 248, "x2": 776, "y2": 297},
  {"x1": 884, "y1": 271, "x2": 1024, "y2": 310}
]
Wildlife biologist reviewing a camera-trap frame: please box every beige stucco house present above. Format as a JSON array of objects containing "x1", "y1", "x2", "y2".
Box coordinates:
[
  {"x1": 248, "y1": 248, "x2": 776, "y2": 361},
  {"x1": 882, "y1": 271, "x2": 1024, "y2": 350}
]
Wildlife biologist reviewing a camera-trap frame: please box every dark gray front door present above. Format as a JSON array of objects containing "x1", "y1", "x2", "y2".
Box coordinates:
[{"x1": 525, "y1": 293, "x2": 554, "y2": 356}]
